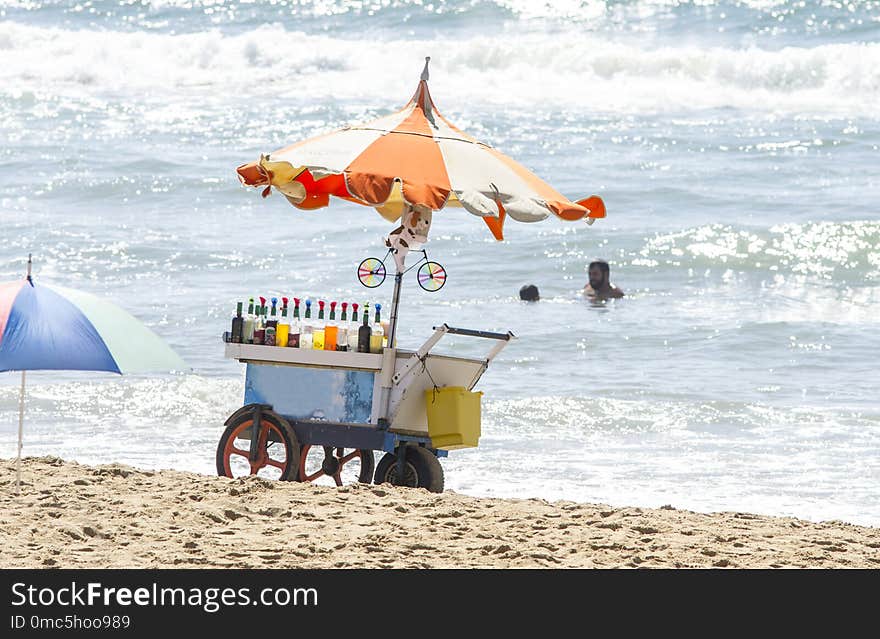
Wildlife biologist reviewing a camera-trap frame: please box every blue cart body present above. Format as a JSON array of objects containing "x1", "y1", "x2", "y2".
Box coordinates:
[{"x1": 242, "y1": 360, "x2": 444, "y2": 455}]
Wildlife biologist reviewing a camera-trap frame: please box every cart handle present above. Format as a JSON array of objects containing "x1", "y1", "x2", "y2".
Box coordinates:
[
  {"x1": 431, "y1": 324, "x2": 515, "y2": 341},
  {"x1": 391, "y1": 323, "x2": 516, "y2": 386}
]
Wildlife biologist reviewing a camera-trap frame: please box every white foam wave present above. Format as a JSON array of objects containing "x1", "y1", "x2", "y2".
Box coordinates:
[{"x1": 1, "y1": 21, "x2": 878, "y2": 114}]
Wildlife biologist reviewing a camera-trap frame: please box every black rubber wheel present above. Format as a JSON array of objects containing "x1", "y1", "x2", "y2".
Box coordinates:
[
  {"x1": 216, "y1": 411, "x2": 300, "y2": 481},
  {"x1": 374, "y1": 446, "x2": 444, "y2": 493},
  {"x1": 297, "y1": 445, "x2": 375, "y2": 486}
]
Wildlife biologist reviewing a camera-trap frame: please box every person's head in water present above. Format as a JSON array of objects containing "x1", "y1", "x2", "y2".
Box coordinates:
[
  {"x1": 519, "y1": 284, "x2": 540, "y2": 302},
  {"x1": 588, "y1": 260, "x2": 610, "y2": 290}
]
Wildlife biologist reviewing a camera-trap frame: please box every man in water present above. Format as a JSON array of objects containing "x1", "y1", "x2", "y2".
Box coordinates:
[{"x1": 584, "y1": 260, "x2": 624, "y2": 300}]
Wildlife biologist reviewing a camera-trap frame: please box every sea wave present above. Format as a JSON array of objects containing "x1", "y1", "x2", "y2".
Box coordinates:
[
  {"x1": 1, "y1": 21, "x2": 879, "y2": 113},
  {"x1": 4, "y1": 0, "x2": 879, "y2": 42}
]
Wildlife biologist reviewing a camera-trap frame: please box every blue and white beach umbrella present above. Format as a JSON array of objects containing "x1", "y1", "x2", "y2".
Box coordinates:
[{"x1": 1, "y1": 256, "x2": 187, "y2": 491}]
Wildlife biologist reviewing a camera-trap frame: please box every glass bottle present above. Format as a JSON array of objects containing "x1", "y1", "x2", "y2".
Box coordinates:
[
  {"x1": 289, "y1": 297, "x2": 301, "y2": 347},
  {"x1": 231, "y1": 301, "x2": 243, "y2": 344},
  {"x1": 347, "y1": 303, "x2": 360, "y2": 351},
  {"x1": 357, "y1": 303, "x2": 372, "y2": 353},
  {"x1": 337, "y1": 302, "x2": 349, "y2": 351},
  {"x1": 276, "y1": 297, "x2": 290, "y2": 348},
  {"x1": 370, "y1": 303, "x2": 384, "y2": 354},
  {"x1": 300, "y1": 299, "x2": 313, "y2": 349},
  {"x1": 313, "y1": 300, "x2": 326, "y2": 350},
  {"x1": 253, "y1": 297, "x2": 266, "y2": 345},
  {"x1": 324, "y1": 301, "x2": 338, "y2": 351},
  {"x1": 243, "y1": 297, "x2": 255, "y2": 344},
  {"x1": 264, "y1": 297, "x2": 278, "y2": 346},
  {"x1": 267, "y1": 298, "x2": 278, "y2": 330}
]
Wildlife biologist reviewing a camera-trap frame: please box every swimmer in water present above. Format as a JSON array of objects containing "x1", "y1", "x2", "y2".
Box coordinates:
[
  {"x1": 583, "y1": 260, "x2": 624, "y2": 300},
  {"x1": 519, "y1": 284, "x2": 540, "y2": 302}
]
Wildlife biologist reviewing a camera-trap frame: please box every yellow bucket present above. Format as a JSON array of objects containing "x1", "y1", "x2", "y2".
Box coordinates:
[{"x1": 424, "y1": 386, "x2": 482, "y2": 450}]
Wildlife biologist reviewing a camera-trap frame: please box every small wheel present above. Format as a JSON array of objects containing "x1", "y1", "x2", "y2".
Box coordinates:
[
  {"x1": 358, "y1": 257, "x2": 386, "y2": 288},
  {"x1": 417, "y1": 261, "x2": 446, "y2": 292},
  {"x1": 216, "y1": 411, "x2": 299, "y2": 481},
  {"x1": 374, "y1": 446, "x2": 444, "y2": 493},
  {"x1": 297, "y1": 445, "x2": 375, "y2": 486}
]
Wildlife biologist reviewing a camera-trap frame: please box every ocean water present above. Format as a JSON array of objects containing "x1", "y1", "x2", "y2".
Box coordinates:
[{"x1": 1, "y1": 0, "x2": 878, "y2": 525}]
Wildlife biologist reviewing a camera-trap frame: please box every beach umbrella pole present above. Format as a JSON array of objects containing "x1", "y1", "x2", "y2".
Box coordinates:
[
  {"x1": 378, "y1": 270, "x2": 404, "y2": 427},
  {"x1": 15, "y1": 253, "x2": 32, "y2": 494},
  {"x1": 16, "y1": 370, "x2": 25, "y2": 494},
  {"x1": 379, "y1": 271, "x2": 403, "y2": 427},
  {"x1": 387, "y1": 270, "x2": 403, "y2": 349}
]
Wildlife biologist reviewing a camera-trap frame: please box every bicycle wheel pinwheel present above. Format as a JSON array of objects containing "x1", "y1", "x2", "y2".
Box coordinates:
[
  {"x1": 417, "y1": 261, "x2": 447, "y2": 292},
  {"x1": 358, "y1": 257, "x2": 386, "y2": 288}
]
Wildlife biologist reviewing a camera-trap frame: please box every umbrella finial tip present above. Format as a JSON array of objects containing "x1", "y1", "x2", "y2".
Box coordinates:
[{"x1": 421, "y1": 56, "x2": 430, "y2": 82}]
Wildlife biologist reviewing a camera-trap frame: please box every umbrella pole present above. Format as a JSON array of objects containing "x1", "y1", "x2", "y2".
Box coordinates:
[
  {"x1": 387, "y1": 270, "x2": 403, "y2": 349},
  {"x1": 16, "y1": 370, "x2": 25, "y2": 494},
  {"x1": 378, "y1": 270, "x2": 404, "y2": 428}
]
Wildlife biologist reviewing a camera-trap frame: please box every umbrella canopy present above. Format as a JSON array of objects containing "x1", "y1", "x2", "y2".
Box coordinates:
[
  {"x1": 2, "y1": 258, "x2": 186, "y2": 492},
  {"x1": 0, "y1": 277, "x2": 186, "y2": 374},
  {"x1": 236, "y1": 57, "x2": 605, "y2": 241}
]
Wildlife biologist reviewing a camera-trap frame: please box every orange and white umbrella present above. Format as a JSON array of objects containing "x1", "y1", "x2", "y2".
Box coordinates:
[{"x1": 236, "y1": 58, "x2": 605, "y2": 241}]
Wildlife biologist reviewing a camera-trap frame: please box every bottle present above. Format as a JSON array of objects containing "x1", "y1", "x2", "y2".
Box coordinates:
[
  {"x1": 300, "y1": 299, "x2": 314, "y2": 349},
  {"x1": 357, "y1": 303, "x2": 372, "y2": 353},
  {"x1": 324, "y1": 301, "x2": 338, "y2": 351},
  {"x1": 231, "y1": 301, "x2": 244, "y2": 344},
  {"x1": 348, "y1": 303, "x2": 360, "y2": 351},
  {"x1": 266, "y1": 298, "x2": 278, "y2": 332},
  {"x1": 370, "y1": 303, "x2": 384, "y2": 354},
  {"x1": 313, "y1": 300, "x2": 326, "y2": 350},
  {"x1": 243, "y1": 297, "x2": 255, "y2": 344},
  {"x1": 337, "y1": 303, "x2": 349, "y2": 351},
  {"x1": 253, "y1": 297, "x2": 266, "y2": 345},
  {"x1": 288, "y1": 297, "x2": 301, "y2": 347},
  {"x1": 276, "y1": 297, "x2": 290, "y2": 348},
  {"x1": 264, "y1": 297, "x2": 278, "y2": 346}
]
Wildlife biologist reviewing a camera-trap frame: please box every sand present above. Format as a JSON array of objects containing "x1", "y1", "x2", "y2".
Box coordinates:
[{"x1": 2, "y1": 456, "x2": 878, "y2": 568}]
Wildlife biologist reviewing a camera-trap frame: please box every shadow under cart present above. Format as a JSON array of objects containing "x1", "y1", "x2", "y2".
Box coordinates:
[{"x1": 217, "y1": 324, "x2": 514, "y2": 492}]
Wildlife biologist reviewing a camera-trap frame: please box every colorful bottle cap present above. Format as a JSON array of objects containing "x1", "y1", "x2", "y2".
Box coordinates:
[
  {"x1": 294, "y1": 297, "x2": 300, "y2": 306},
  {"x1": 341, "y1": 302, "x2": 348, "y2": 310},
  {"x1": 375, "y1": 303, "x2": 382, "y2": 311},
  {"x1": 282, "y1": 297, "x2": 288, "y2": 307},
  {"x1": 318, "y1": 300, "x2": 325, "y2": 310},
  {"x1": 271, "y1": 297, "x2": 277, "y2": 307},
  {"x1": 330, "y1": 301, "x2": 337, "y2": 310},
  {"x1": 305, "y1": 299, "x2": 311, "y2": 308},
  {"x1": 259, "y1": 296, "x2": 266, "y2": 307},
  {"x1": 352, "y1": 303, "x2": 359, "y2": 311}
]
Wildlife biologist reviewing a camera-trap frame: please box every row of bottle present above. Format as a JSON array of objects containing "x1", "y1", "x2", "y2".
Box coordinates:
[{"x1": 228, "y1": 297, "x2": 387, "y2": 354}]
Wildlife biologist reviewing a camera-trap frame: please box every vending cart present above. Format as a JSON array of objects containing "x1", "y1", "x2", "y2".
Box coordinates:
[{"x1": 219, "y1": 321, "x2": 514, "y2": 491}]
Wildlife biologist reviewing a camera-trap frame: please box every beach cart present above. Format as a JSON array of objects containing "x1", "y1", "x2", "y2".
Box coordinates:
[
  {"x1": 219, "y1": 320, "x2": 514, "y2": 491},
  {"x1": 217, "y1": 58, "x2": 605, "y2": 490}
]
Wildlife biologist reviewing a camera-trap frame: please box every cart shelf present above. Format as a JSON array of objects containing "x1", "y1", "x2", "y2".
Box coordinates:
[{"x1": 224, "y1": 342, "x2": 383, "y2": 371}]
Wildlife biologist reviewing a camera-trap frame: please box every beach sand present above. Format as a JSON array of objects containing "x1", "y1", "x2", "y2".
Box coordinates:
[{"x1": 2, "y1": 456, "x2": 878, "y2": 568}]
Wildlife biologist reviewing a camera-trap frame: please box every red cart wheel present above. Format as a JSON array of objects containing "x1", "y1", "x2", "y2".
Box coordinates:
[
  {"x1": 298, "y1": 445, "x2": 375, "y2": 487},
  {"x1": 216, "y1": 412, "x2": 299, "y2": 481}
]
